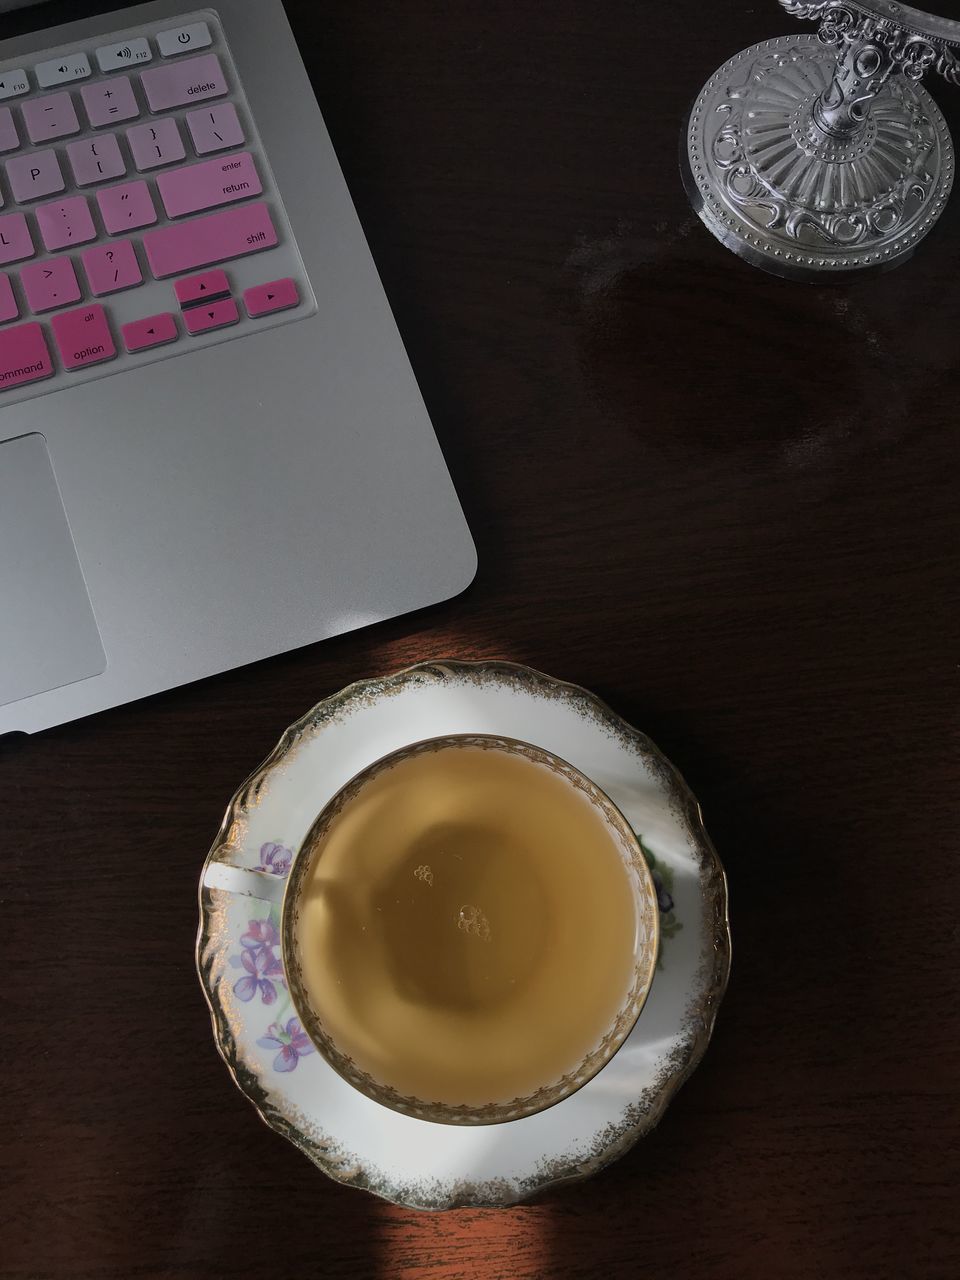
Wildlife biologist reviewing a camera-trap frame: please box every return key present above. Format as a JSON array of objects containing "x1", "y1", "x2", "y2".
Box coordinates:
[{"x1": 157, "y1": 152, "x2": 261, "y2": 219}]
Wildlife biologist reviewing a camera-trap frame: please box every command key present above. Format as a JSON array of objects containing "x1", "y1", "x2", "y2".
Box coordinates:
[{"x1": 0, "y1": 321, "x2": 53, "y2": 390}]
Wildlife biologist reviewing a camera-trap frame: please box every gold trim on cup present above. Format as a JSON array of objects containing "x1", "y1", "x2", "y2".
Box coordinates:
[{"x1": 280, "y1": 733, "x2": 660, "y2": 1125}]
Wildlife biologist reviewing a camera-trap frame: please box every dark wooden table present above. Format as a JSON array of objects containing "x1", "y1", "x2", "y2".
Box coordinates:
[{"x1": 3, "y1": 1, "x2": 959, "y2": 1276}]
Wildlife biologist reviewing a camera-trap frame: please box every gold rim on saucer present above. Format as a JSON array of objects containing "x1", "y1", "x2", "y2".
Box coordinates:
[{"x1": 196, "y1": 659, "x2": 732, "y2": 1209}]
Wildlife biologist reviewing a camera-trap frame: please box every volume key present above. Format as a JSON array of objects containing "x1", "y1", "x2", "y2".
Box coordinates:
[
  {"x1": 0, "y1": 71, "x2": 29, "y2": 101},
  {"x1": 35, "y1": 53, "x2": 91, "y2": 88},
  {"x1": 96, "y1": 39, "x2": 152, "y2": 73}
]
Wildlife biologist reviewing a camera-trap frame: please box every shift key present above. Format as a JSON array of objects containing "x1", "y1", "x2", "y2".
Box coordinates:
[{"x1": 144, "y1": 202, "x2": 277, "y2": 278}]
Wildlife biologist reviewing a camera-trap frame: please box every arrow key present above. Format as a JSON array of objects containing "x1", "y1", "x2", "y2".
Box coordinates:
[
  {"x1": 122, "y1": 312, "x2": 178, "y2": 353},
  {"x1": 174, "y1": 268, "x2": 229, "y2": 308},
  {"x1": 243, "y1": 277, "x2": 299, "y2": 319},
  {"x1": 184, "y1": 296, "x2": 239, "y2": 335}
]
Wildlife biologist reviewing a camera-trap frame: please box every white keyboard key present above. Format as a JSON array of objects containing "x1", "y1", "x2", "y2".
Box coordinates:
[
  {"x1": 35, "y1": 52, "x2": 91, "y2": 88},
  {"x1": 0, "y1": 71, "x2": 29, "y2": 101},
  {"x1": 96, "y1": 38, "x2": 152, "y2": 74},
  {"x1": 157, "y1": 22, "x2": 212, "y2": 57}
]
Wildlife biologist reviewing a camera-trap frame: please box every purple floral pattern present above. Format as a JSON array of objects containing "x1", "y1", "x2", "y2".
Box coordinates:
[
  {"x1": 257, "y1": 842, "x2": 293, "y2": 876},
  {"x1": 231, "y1": 915, "x2": 286, "y2": 1005},
  {"x1": 224, "y1": 848, "x2": 316, "y2": 1074},
  {"x1": 233, "y1": 945, "x2": 283, "y2": 1005},
  {"x1": 240, "y1": 917, "x2": 280, "y2": 954},
  {"x1": 258, "y1": 1017, "x2": 315, "y2": 1073},
  {"x1": 640, "y1": 838, "x2": 682, "y2": 968}
]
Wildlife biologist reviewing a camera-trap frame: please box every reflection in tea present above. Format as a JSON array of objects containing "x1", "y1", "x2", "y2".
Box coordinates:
[{"x1": 294, "y1": 743, "x2": 639, "y2": 1106}]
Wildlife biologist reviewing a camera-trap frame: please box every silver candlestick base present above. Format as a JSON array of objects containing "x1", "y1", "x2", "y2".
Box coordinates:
[{"x1": 683, "y1": 2, "x2": 960, "y2": 277}]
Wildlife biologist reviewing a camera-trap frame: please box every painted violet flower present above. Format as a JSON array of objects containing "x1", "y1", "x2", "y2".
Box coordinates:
[
  {"x1": 652, "y1": 868, "x2": 674, "y2": 914},
  {"x1": 257, "y1": 842, "x2": 293, "y2": 876},
  {"x1": 241, "y1": 918, "x2": 280, "y2": 953},
  {"x1": 258, "y1": 1018, "x2": 315, "y2": 1073},
  {"x1": 231, "y1": 917, "x2": 285, "y2": 1004},
  {"x1": 233, "y1": 945, "x2": 283, "y2": 1004}
]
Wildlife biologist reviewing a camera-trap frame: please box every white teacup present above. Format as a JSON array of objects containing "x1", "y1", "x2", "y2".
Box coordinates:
[{"x1": 206, "y1": 734, "x2": 660, "y2": 1124}]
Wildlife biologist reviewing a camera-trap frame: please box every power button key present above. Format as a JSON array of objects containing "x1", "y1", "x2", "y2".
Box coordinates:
[{"x1": 157, "y1": 22, "x2": 212, "y2": 58}]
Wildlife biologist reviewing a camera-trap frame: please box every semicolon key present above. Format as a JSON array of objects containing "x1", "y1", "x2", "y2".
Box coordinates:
[{"x1": 36, "y1": 195, "x2": 97, "y2": 252}]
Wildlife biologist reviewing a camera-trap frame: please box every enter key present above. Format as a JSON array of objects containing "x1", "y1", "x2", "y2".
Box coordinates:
[{"x1": 157, "y1": 151, "x2": 262, "y2": 220}]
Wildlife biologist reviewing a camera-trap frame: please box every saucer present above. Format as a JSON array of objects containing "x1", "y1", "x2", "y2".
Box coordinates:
[{"x1": 196, "y1": 661, "x2": 731, "y2": 1209}]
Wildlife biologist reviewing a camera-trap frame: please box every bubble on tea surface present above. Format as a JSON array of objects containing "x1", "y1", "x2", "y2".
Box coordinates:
[
  {"x1": 457, "y1": 904, "x2": 491, "y2": 942},
  {"x1": 414, "y1": 864, "x2": 434, "y2": 887}
]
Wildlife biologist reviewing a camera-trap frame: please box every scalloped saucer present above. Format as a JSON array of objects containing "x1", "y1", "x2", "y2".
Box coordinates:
[{"x1": 196, "y1": 661, "x2": 731, "y2": 1210}]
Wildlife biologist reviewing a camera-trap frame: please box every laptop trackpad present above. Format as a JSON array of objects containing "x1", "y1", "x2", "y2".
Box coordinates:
[{"x1": 0, "y1": 433, "x2": 105, "y2": 709}]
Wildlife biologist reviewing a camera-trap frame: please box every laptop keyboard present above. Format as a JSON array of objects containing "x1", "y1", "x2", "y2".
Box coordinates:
[{"x1": 0, "y1": 10, "x2": 314, "y2": 404}]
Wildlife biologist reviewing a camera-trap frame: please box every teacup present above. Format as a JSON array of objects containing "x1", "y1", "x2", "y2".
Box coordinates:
[{"x1": 211, "y1": 734, "x2": 660, "y2": 1124}]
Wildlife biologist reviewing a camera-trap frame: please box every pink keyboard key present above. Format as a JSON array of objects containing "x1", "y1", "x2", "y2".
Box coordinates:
[
  {"x1": 140, "y1": 53, "x2": 228, "y2": 113},
  {"x1": 22, "y1": 92, "x2": 80, "y2": 144},
  {"x1": 244, "y1": 277, "x2": 299, "y2": 318},
  {"x1": 36, "y1": 195, "x2": 97, "y2": 251},
  {"x1": 81, "y1": 76, "x2": 139, "y2": 128},
  {"x1": 97, "y1": 180, "x2": 157, "y2": 234},
  {"x1": 122, "y1": 311, "x2": 177, "y2": 353},
  {"x1": 52, "y1": 304, "x2": 116, "y2": 370},
  {"x1": 187, "y1": 102, "x2": 244, "y2": 155},
  {"x1": 0, "y1": 273, "x2": 19, "y2": 323},
  {"x1": 174, "y1": 269, "x2": 229, "y2": 307},
  {"x1": 158, "y1": 151, "x2": 261, "y2": 218},
  {"x1": 144, "y1": 201, "x2": 277, "y2": 278},
  {"x1": 0, "y1": 106, "x2": 19, "y2": 153},
  {"x1": 0, "y1": 212, "x2": 34, "y2": 265},
  {"x1": 6, "y1": 150, "x2": 64, "y2": 202},
  {"x1": 0, "y1": 322, "x2": 52, "y2": 390},
  {"x1": 82, "y1": 239, "x2": 142, "y2": 296},
  {"x1": 21, "y1": 256, "x2": 81, "y2": 313},
  {"x1": 127, "y1": 118, "x2": 185, "y2": 171},
  {"x1": 184, "y1": 296, "x2": 239, "y2": 335},
  {"x1": 68, "y1": 134, "x2": 126, "y2": 186}
]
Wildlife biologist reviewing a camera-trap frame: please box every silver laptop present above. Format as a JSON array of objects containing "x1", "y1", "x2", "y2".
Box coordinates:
[{"x1": 0, "y1": 0, "x2": 476, "y2": 736}]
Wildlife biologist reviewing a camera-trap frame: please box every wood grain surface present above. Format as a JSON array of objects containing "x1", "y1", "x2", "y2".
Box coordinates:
[{"x1": 2, "y1": 2, "x2": 959, "y2": 1277}]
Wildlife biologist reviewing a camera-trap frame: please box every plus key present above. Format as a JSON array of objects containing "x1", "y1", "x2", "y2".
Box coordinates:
[{"x1": 80, "y1": 75, "x2": 139, "y2": 128}]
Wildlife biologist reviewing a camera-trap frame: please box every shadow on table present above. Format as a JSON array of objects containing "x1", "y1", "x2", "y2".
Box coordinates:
[{"x1": 565, "y1": 222, "x2": 955, "y2": 477}]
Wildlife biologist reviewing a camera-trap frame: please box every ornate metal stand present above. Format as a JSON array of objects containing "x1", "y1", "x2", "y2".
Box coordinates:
[{"x1": 683, "y1": 2, "x2": 960, "y2": 276}]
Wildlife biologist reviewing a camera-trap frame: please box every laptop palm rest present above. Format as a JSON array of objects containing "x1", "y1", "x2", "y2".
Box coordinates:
[{"x1": 0, "y1": 433, "x2": 106, "y2": 709}]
